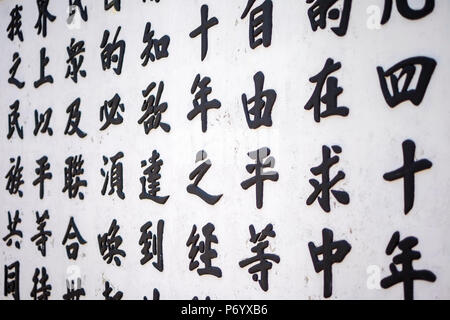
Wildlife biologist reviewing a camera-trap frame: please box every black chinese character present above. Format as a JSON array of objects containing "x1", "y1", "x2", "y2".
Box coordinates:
[
  {"x1": 100, "y1": 93, "x2": 125, "y2": 130},
  {"x1": 34, "y1": 108, "x2": 53, "y2": 136},
  {"x1": 62, "y1": 217, "x2": 87, "y2": 260},
  {"x1": 189, "y1": 4, "x2": 219, "y2": 61},
  {"x1": 3, "y1": 211, "x2": 23, "y2": 249},
  {"x1": 34, "y1": 47, "x2": 54, "y2": 88},
  {"x1": 35, "y1": 0, "x2": 56, "y2": 38},
  {"x1": 306, "y1": 145, "x2": 349, "y2": 212},
  {"x1": 143, "y1": 288, "x2": 160, "y2": 300},
  {"x1": 306, "y1": 0, "x2": 352, "y2": 36},
  {"x1": 383, "y1": 140, "x2": 432, "y2": 214},
  {"x1": 98, "y1": 219, "x2": 126, "y2": 266},
  {"x1": 5, "y1": 156, "x2": 24, "y2": 197},
  {"x1": 7, "y1": 100, "x2": 23, "y2": 140},
  {"x1": 30, "y1": 210, "x2": 52, "y2": 257},
  {"x1": 103, "y1": 281, "x2": 123, "y2": 300},
  {"x1": 101, "y1": 151, "x2": 125, "y2": 199},
  {"x1": 138, "y1": 81, "x2": 170, "y2": 134},
  {"x1": 241, "y1": 0, "x2": 273, "y2": 49},
  {"x1": 62, "y1": 155, "x2": 87, "y2": 199},
  {"x1": 139, "y1": 150, "x2": 170, "y2": 204},
  {"x1": 139, "y1": 220, "x2": 164, "y2": 271},
  {"x1": 241, "y1": 147, "x2": 279, "y2": 209},
  {"x1": 242, "y1": 71, "x2": 276, "y2": 129},
  {"x1": 63, "y1": 279, "x2": 85, "y2": 300},
  {"x1": 308, "y1": 228, "x2": 351, "y2": 298},
  {"x1": 30, "y1": 267, "x2": 52, "y2": 300},
  {"x1": 66, "y1": 38, "x2": 87, "y2": 83},
  {"x1": 7, "y1": 5, "x2": 23, "y2": 42},
  {"x1": 65, "y1": 98, "x2": 87, "y2": 138},
  {"x1": 381, "y1": 0, "x2": 434, "y2": 24},
  {"x1": 100, "y1": 26, "x2": 126, "y2": 75},
  {"x1": 9, "y1": 53, "x2": 25, "y2": 89},
  {"x1": 33, "y1": 156, "x2": 52, "y2": 199},
  {"x1": 188, "y1": 74, "x2": 221, "y2": 132},
  {"x1": 377, "y1": 56, "x2": 436, "y2": 108},
  {"x1": 104, "y1": 0, "x2": 120, "y2": 11},
  {"x1": 68, "y1": 0, "x2": 87, "y2": 22},
  {"x1": 4, "y1": 261, "x2": 20, "y2": 300},
  {"x1": 239, "y1": 224, "x2": 280, "y2": 292},
  {"x1": 187, "y1": 223, "x2": 222, "y2": 278},
  {"x1": 141, "y1": 22, "x2": 170, "y2": 66},
  {"x1": 380, "y1": 231, "x2": 436, "y2": 300},
  {"x1": 187, "y1": 150, "x2": 223, "y2": 205},
  {"x1": 305, "y1": 58, "x2": 349, "y2": 122}
]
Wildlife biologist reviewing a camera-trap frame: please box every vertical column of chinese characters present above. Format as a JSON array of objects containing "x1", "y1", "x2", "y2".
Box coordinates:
[{"x1": 376, "y1": 0, "x2": 437, "y2": 300}]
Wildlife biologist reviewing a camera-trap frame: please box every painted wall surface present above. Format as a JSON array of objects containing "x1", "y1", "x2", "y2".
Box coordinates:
[{"x1": 0, "y1": 0, "x2": 449, "y2": 300}]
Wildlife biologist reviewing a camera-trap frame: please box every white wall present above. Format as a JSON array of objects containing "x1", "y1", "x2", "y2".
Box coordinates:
[{"x1": 0, "y1": 0, "x2": 449, "y2": 299}]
